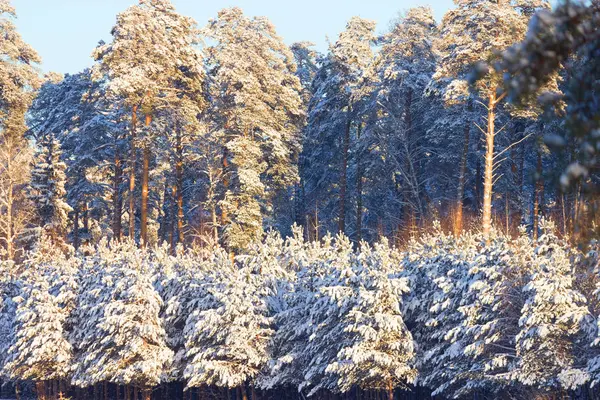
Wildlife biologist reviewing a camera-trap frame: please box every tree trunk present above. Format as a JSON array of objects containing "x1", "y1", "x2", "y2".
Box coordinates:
[
  {"x1": 113, "y1": 151, "x2": 123, "y2": 241},
  {"x1": 36, "y1": 381, "x2": 45, "y2": 400},
  {"x1": 142, "y1": 388, "x2": 151, "y2": 400},
  {"x1": 482, "y1": 91, "x2": 499, "y2": 243},
  {"x1": 14, "y1": 381, "x2": 20, "y2": 400},
  {"x1": 140, "y1": 114, "x2": 151, "y2": 246},
  {"x1": 175, "y1": 124, "x2": 185, "y2": 247},
  {"x1": 169, "y1": 181, "x2": 177, "y2": 251},
  {"x1": 129, "y1": 106, "x2": 138, "y2": 240},
  {"x1": 58, "y1": 380, "x2": 65, "y2": 400},
  {"x1": 356, "y1": 122, "x2": 363, "y2": 243},
  {"x1": 221, "y1": 149, "x2": 230, "y2": 228},
  {"x1": 505, "y1": 194, "x2": 510, "y2": 236},
  {"x1": 83, "y1": 202, "x2": 89, "y2": 244},
  {"x1": 533, "y1": 148, "x2": 543, "y2": 240},
  {"x1": 455, "y1": 113, "x2": 471, "y2": 236},
  {"x1": 6, "y1": 176, "x2": 13, "y2": 261},
  {"x1": 211, "y1": 204, "x2": 219, "y2": 244},
  {"x1": 402, "y1": 91, "x2": 424, "y2": 223},
  {"x1": 73, "y1": 206, "x2": 80, "y2": 251},
  {"x1": 339, "y1": 118, "x2": 351, "y2": 234}
]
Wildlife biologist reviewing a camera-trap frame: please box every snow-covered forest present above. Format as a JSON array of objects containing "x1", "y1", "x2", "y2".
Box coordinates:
[{"x1": 0, "y1": 0, "x2": 599, "y2": 398}]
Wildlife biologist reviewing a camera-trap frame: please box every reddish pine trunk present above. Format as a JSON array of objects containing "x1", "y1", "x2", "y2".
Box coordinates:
[
  {"x1": 221, "y1": 149, "x2": 230, "y2": 228},
  {"x1": 175, "y1": 125, "x2": 185, "y2": 246},
  {"x1": 113, "y1": 151, "x2": 123, "y2": 241},
  {"x1": 482, "y1": 91, "x2": 498, "y2": 243},
  {"x1": 129, "y1": 106, "x2": 138, "y2": 240},
  {"x1": 35, "y1": 381, "x2": 45, "y2": 400},
  {"x1": 140, "y1": 114, "x2": 151, "y2": 246},
  {"x1": 58, "y1": 380, "x2": 65, "y2": 400},
  {"x1": 209, "y1": 203, "x2": 217, "y2": 244}
]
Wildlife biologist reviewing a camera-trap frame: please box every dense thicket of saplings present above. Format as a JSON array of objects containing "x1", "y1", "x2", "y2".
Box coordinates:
[{"x1": 0, "y1": 221, "x2": 599, "y2": 400}]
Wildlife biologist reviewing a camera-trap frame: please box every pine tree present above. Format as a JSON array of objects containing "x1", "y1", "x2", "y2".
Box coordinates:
[
  {"x1": 2, "y1": 233, "x2": 77, "y2": 398},
  {"x1": 452, "y1": 230, "x2": 531, "y2": 398},
  {"x1": 358, "y1": 7, "x2": 438, "y2": 238},
  {"x1": 204, "y1": 7, "x2": 303, "y2": 253},
  {"x1": 183, "y1": 255, "x2": 273, "y2": 395},
  {"x1": 402, "y1": 224, "x2": 477, "y2": 397},
  {"x1": 497, "y1": 1, "x2": 600, "y2": 194},
  {"x1": 514, "y1": 219, "x2": 592, "y2": 394},
  {"x1": 434, "y1": 0, "x2": 529, "y2": 241},
  {"x1": 298, "y1": 234, "x2": 356, "y2": 395},
  {"x1": 303, "y1": 17, "x2": 376, "y2": 236},
  {"x1": 93, "y1": 0, "x2": 204, "y2": 245},
  {"x1": 3, "y1": 275, "x2": 73, "y2": 395},
  {"x1": 71, "y1": 240, "x2": 172, "y2": 398},
  {"x1": 0, "y1": 0, "x2": 41, "y2": 261},
  {"x1": 324, "y1": 241, "x2": 417, "y2": 400},
  {"x1": 287, "y1": 42, "x2": 320, "y2": 235}
]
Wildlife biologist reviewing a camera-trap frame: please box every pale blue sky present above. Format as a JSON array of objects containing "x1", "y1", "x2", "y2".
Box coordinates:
[{"x1": 12, "y1": 0, "x2": 455, "y2": 74}]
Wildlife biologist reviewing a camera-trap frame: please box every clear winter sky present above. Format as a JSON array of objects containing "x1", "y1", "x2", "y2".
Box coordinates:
[{"x1": 12, "y1": 0, "x2": 455, "y2": 74}]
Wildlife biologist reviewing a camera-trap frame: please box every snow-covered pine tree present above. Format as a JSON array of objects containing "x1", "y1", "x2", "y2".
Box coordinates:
[
  {"x1": 257, "y1": 227, "x2": 332, "y2": 392},
  {"x1": 402, "y1": 223, "x2": 477, "y2": 398},
  {"x1": 298, "y1": 234, "x2": 356, "y2": 396},
  {"x1": 324, "y1": 240, "x2": 417, "y2": 400},
  {"x1": 183, "y1": 251, "x2": 273, "y2": 398},
  {"x1": 585, "y1": 240, "x2": 600, "y2": 387},
  {"x1": 514, "y1": 219, "x2": 592, "y2": 395},
  {"x1": 29, "y1": 133, "x2": 73, "y2": 245},
  {"x1": 451, "y1": 229, "x2": 532, "y2": 398},
  {"x1": 71, "y1": 240, "x2": 172, "y2": 399},
  {"x1": 357, "y1": 7, "x2": 438, "y2": 239},
  {"x1": 1, "y1": 232, "x2": 77, "y2": 398},
  {"x1": 93, "y1": 0, "x2": 204, "y2": 245},
  {"x1": 0, "y1": 259, "x2": 20, "y2": 390},
  {"x1": 434, "y1": 0, "x2": 529, "y2": 241},
  {"x1": 302, "y1": 17, "x2": 376, "y2": 237},
  {"x1": 204, "y1": 7, "x2": 303, "y2": 253},
  {"x1": 285, "y1": 43, "x2": 321, "y2": 235},
  {"x1": 3, "y1": 274, "x2": 73, "y2": 398},
  {"x1": 0, "y1": 0, "x2": 41, "y2": 261},
  {"x1": 158, "y1": 244, "x2": 216, "y2": 382}
]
